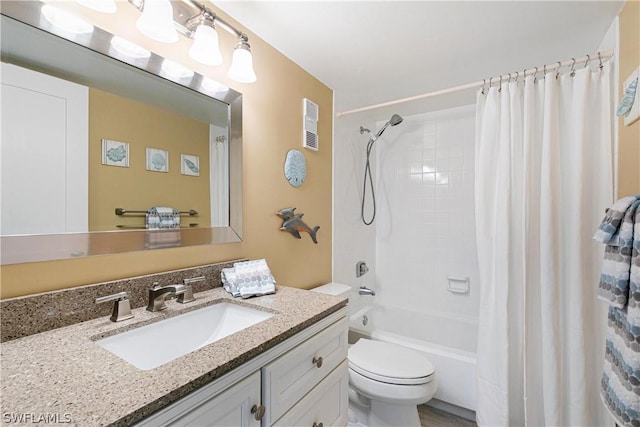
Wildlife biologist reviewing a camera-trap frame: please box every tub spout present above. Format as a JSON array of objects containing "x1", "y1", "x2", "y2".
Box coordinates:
[{"x1": 358, "y1": 286, "x2": 376, "y2": 296}]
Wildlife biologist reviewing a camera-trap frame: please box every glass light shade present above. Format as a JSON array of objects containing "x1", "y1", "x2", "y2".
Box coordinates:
[
  {"x1": 189, "y1": 25, "x2": 223, "y2": 66},
  {"x1": 41, "y1": 4, "x2": 94, "y2": 35},
  {"x1": 74, "y1": 0, "x2": 117, "y2": 13},
  {"x1": 110, "y1": 36, "x2": 151, "y2": 59},
  {"x1": 136, "y1": 0, "x2": 178, "y2": 43},
  {"x1": 161, "y1": 59, "x2": 194, "y2": 80},
  {"x1": 227, "y1": 47, "x2": 256, "y2": 83}
]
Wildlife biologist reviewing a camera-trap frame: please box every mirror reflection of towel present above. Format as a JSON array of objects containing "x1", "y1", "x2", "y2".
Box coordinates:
[{"x1": 146, "y1": 207, "x2": 180, "y2": 229}]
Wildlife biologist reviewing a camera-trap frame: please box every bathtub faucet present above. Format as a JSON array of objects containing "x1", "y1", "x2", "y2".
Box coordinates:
[{"x1": 358, "y1": 286, "x2": 376, "y2": 296}]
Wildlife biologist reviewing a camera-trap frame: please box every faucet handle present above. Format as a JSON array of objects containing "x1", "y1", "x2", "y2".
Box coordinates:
[
  {"x1": 183, "y1": 276, "x2": 205, "y2": 285},
  {"x1": 177, "y1": 283, "x2": 196, "y2": 304},
  {"x1": 95, "y1": 291, "x2": 134, "y2": 322},
  {"x1": 175, "y1": 277, "x2": 202, "y2": 304}
]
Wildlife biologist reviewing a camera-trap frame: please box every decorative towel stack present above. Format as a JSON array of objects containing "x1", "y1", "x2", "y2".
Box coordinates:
[
  {"x1": 222, "y1": 259, "x2": 276, "y2": 299},
  {"x1": 594, "y1": 195, "x2": 640, "y2": 427},
  {"x1": 146, "y1": 207, "x2": 180, "y2": 229}
]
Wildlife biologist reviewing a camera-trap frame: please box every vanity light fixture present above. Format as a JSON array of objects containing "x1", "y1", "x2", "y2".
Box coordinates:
[
  {"x1": 41, "y1": 4, "x2": 94, "y2": 35},
  {"x1": 135, "y1": 0, "x2": 179, "y2": 43},
  {"x1": 97, "y1": 0, "x2": 257, "y2": 83},
  {"x1": 227, "y1": 36, "x2": 257, "y2": 84},
  {"x1": 188, "y1": 12, "x2": 223, "y2": 66}
]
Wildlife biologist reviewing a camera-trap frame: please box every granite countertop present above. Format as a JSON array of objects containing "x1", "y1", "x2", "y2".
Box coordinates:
[{"x1": 0, "y1": 286, "x2": 347, "y2": 426}]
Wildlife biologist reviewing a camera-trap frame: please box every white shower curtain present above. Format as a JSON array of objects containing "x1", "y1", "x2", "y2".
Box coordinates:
[{"x1": 475, "y1": 63, "x2": 614, "y2": 426}]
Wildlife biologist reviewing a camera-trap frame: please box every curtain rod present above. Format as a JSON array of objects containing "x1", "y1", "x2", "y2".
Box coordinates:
[{"x1": 336, "y1": 49, "x2": 614, "y2": 118}]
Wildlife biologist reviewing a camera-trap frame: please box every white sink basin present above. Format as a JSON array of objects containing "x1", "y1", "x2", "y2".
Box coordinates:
[{"x1": 96, "y1": 302, "x2": 274, "y2": 370}]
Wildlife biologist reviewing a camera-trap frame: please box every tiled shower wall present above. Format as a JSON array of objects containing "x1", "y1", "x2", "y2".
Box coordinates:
[{"x1": 374, "y1": 104, "x2": 480, "y2": 341}]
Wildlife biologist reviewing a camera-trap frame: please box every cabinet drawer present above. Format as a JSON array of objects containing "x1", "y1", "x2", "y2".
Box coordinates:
[
  {"x1": 273, "y1": 360, "x2": 349, "y2": 427},
  {"x1": 262, "y1": 317, "x2": 348, "y2": 425},
  {"x1": 166, "y1": 371, "x2": 261, "y2": 427}
]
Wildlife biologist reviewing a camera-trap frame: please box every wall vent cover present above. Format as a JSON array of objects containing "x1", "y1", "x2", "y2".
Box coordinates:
[{"x1": 303, "y1": 98, "x2": 318, "y2": 151}]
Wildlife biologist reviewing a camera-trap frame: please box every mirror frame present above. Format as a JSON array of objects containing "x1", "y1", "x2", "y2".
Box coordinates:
[{"x1": 0, "y1": 1, "x2": 243, "y2": 265}]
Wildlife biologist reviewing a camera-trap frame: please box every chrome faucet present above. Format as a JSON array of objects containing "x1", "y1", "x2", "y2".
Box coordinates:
[
  {"x1": 146, "y1": 282, "x2": 194, "y2": 312},
  {"x1": 358, "y1": 286, "x2": 376, "y2": 296}
]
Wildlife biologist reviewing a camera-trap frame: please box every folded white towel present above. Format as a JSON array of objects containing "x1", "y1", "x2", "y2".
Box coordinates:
[{"x1": 222, "y1": 259, "x2": 276, "y2": 298}]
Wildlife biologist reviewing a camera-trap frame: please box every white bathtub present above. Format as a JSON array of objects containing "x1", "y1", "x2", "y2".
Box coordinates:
[{"x1": 348, "y1": 303, "x2": 477, "y2": 413}]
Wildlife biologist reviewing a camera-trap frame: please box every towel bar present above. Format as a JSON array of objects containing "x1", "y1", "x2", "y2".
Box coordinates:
[{"x1": 115, "y1": 208, "x2": 198, "y2": 216}]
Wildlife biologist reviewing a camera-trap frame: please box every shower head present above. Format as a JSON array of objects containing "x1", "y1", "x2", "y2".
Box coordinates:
[
  {"x1": 373, "y1": 113, "x2": 404, "y2": 139},
  {"x1": 361, "y1": 112, "x2": 404, "y2": 226},
  {"x1": 389, "y1": 114, "x2": 403, "y2": 126}
]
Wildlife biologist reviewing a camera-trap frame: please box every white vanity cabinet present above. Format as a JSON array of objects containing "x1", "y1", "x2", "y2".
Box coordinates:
[{"x1": 136, "y1": 309, "x2": 348, "y2": 427}]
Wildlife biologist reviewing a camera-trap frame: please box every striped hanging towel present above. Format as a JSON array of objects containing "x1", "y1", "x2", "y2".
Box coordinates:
[{"x1": 594, "y1": 195, "x2": 640, "y2": 426}]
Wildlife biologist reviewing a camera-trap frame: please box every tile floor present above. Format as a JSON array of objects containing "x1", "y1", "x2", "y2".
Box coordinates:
[{"x1": 418, "y1": 405, "x2": 477, "y2": 427}]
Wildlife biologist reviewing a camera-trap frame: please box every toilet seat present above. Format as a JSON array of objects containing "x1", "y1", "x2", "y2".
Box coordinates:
[{"x1": 348, "y1": 338, "x2": 435, "y2": 385}]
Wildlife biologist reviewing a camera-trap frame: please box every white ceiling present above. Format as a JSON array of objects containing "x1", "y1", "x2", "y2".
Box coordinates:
[{"x1": 214, "y1": 1, "x2": 624, "y2": 118}]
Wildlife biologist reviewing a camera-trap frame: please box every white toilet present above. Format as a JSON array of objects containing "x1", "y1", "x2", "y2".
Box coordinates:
[{"x1": 312, "y1": 283, "x2": 437, "y2": 427}]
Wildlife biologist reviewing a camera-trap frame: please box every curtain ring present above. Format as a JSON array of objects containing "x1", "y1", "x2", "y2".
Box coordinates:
[
  {"x1": 570, "y1": 58, "x2": 576, "y2": 77},
  {"x1": 555, "y1": 61, "x2": 562, "y2": 79},
  {"x1": 489, "y1": 76, "x2": 493, "y2": 90},
  {"x1": 584, "y1": 54, "x2": 590, "y2": 68},
  {"x1": 499, "y1": 75, "x2": 502, "y2": 92},
  {"x1": 534, "y1": 66, "x2": 539, "y2": 83},
  {"x1": 598, "y1": 52, "x2": 603, "y2": 69},
  {"x1": 481, "y1": 78, "x2": 486, "y2": 95}
]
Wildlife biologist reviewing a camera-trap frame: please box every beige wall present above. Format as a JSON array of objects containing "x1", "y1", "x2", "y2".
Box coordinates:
[
  {"x1": 0, "y1": 3, "x2": 333, "y2": 299},
  {"x1": 89, "y1": 88, "x2": 211, "y2": 231},
  {"x1": 617, "y1": 0, "x2": 640, "y2": 197}
]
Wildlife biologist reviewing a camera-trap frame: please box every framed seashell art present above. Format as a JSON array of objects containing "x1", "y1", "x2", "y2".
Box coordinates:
[
  {"x1": 146, "y1": 147, "x2": 169, "y2": 173},
  {"x1": 617, "y1": 66, "x2": 639, "y2": 127},
  {"x1": 101, "y1": 139, "x2": 129, "y2": 167},
  {"x1": 181, "y1": 154, "x2": 200, "y2": 176}
]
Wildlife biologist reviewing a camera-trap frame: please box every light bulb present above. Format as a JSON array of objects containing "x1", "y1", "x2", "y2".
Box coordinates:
[
  {"x1": 189, "y1": 25, "x2": 223, "y2": 66},
  {"x1": 74, "y1": 0, "x2": 117, "y2": 13},
  {"x1": 41, "y1": 4, "x2": 94, "y2": 35},
  {"x1": 227, "y1": 44, "x2": 256, "y2": 83},
  {"x1": 136, "y1": 0, "x2": 178, "y2": 43}
]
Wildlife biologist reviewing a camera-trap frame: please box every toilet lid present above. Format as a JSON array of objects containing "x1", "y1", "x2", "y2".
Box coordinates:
[{"x1": 349, "y1": 339, "x2": 435, "y2": 385}]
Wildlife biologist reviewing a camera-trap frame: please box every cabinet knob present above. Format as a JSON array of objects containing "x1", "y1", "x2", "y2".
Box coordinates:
[
  {"x1": 312, "y1": 356, "x2": 323, "y2": 368},
  {"x1": 313, "y1": 423, "x2": 324, "y2": 427},
  {"x1": 251, "y1": 404, "x2": 265, "y2": 421}
]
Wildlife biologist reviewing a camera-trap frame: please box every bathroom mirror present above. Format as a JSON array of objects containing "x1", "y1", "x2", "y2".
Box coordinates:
[{"x1": 0, "y1": 2, "x2": 243, "y2": 264}]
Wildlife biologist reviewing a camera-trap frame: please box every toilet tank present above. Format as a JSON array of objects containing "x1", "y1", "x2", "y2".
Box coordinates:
[{"x1": 311, "y1": 282, "x2": 353, "y2": 302}]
